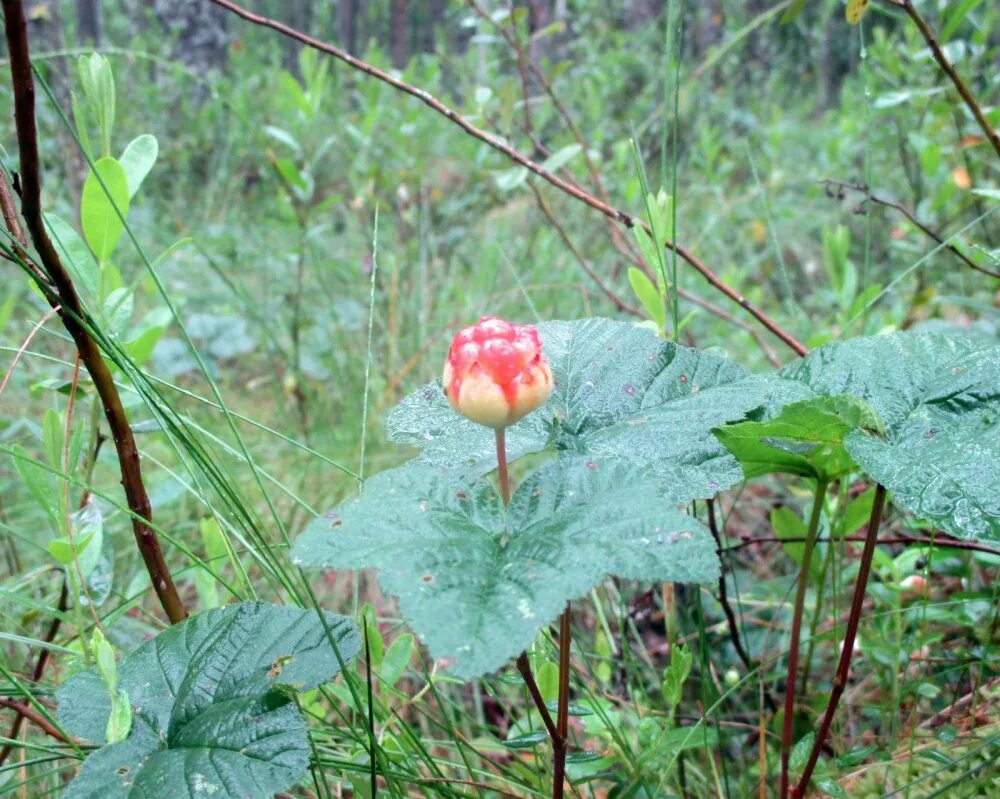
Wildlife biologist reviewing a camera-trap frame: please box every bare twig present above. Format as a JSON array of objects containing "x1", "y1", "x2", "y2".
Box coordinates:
[
  {"x1": 0, "y1": 696, "x2": 72, "y2": 746},
  {"x1": 2, "y1": 0, "x2": 186, "y2": 624},
  {"x1": 207, "y1": 0, "x2": 807, "y2": 357},
  {"x1": 822, "y1": 178, "x2": 1000, "y2": 279},
  {"x1": 708, "y1": 502, "x2": 754, "y2": 673},
  {"x1": 727, "y1": 532, "x2": 1000, "y2": 557},
  {"x1": 898, "y1": 0, "x2": 1000, "y2": 160},
  {"x1": 0, "y1": 577, "x2": 69, "y2": 766}
]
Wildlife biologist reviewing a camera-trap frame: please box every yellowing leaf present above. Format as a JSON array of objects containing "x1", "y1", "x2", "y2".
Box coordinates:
[{"x1": 846, "y1": 0, "x2": 869, "y2": 25}]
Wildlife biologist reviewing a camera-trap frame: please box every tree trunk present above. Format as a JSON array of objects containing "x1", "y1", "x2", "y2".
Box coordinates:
[
  {"x1": 338, "y1": 0, "x2": 358, "y2": 54},
  {"x1": 76, "y1": 0, "x2": 102, "y2": 44},
  {"x1": 283, "y1": 1, "x2": 312, "y2": 75},
  {"x1": 391, "y1": 0, "x2": 409, "y2": 69},
  {"x1": 153, "y1": 0, "x2": 230, "y2": 75}
]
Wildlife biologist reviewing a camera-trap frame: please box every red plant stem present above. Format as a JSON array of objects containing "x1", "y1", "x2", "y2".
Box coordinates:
[
  {"x1": 792, "y1": 485, "x2": 887, "y2": 798},
  {"x1": 207, "y1": 0, "x2": 808, "y2": 358},
  {"x1": 495, "y1": 427, "x2": 511, "y2": 506},
  {"x1": 553, "y1": 606, "x2": 572, "y2": 799},
  {"x1": 779, "y1": 479, "x2": 828, "y2": 799},
  {"x1": 1, "y1": 0, "x2": 186, "y2": 624},
  {"x1": 495, "y1": 427, "x2": 567, "y2": 793}
]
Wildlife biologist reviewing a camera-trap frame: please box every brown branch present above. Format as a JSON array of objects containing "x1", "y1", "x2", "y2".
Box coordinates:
[
  {"x1": 0, "y1": 578, "x2": 68, "y2": 766},
  {"x1": 466, "y1": 0, "x2": 643, "y2": 267},
  {"x1": 527, "y1": 180, "x2": 642, "y2": 316},
  {"x1": 515, "y1": 652, "x2": 560, "y2": 743},
  {"x1": 822, "y1": 178, "x2": 1000, "y2": 280},
  {"x1": 0, "y1": 696, "x2": 72, "y2": 746},
  {"x1": 529, "y1": 179, "x2": 784, "y2": 365},
  {"x1": 900, "y1": 0, "x2": 1000, "y2": 161},
  {"x1": 206, "y1": 0, "x2": 807, "y2": 358},
  {"x1": 727, "y1": 532, "x2": 1000, "y2": 557},
  {"x1": 2, "y1": 0, "x2": 186, "y2": 624}
]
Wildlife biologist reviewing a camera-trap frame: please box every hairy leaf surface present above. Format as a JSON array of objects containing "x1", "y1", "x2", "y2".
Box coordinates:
[
  {"x1": 773, "y1": 334, "x2": 1000, "y2": 541},
  {"x1": 388, "y1": 318, "x2": 765, "y2": 503},
  {"x1": 294, "y1": 458, "x2": 718, "y2": 679},
  {"x1": 58, "y1": 602, "x2": 359, "y2": 799}
]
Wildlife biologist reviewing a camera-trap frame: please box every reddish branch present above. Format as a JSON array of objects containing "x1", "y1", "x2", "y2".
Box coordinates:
[
  {"x1": 728, "y1": 532, "x2": 1000, "y2": 557},
  {"x1": 892, "y1": 0, "x2": 1000, "y2": 161},
  {"x1": 822, "y1": 178, "x2": 1000, "y2": 280},
  {"x1": 0, "y1": 578, "x2": 69, "y2": 766},
  {"x1": 1, "y1": 0, "x2": 186, "y2": 624},
  {"x1": 207, "y1": 0, "x2": 807, "y2": 357},
  {"x1": 0, "y1": 696, "x2": 72, "y2": 746}
]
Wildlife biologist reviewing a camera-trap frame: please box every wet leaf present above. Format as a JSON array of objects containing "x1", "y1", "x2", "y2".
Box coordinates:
[
  {"x1": 776, "y1": 333, "x2": 1000, "y2": 542},
  {"x1": 58, "y1": 602, "x2": 359, "y2": 799},
  {"x1": 388, "y1": 318, "x2": 765, "y2": 503},
  {"x1": 293, "y1": 457, "x2": 718, "y2": 679}
]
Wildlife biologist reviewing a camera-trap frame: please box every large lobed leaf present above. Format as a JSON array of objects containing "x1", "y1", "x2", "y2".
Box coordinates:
[
  {"x1": 771, "y1": 333, "x2": 1000, "y2": 542},
  {"x1": 388, "y1": 318, "x2": 766, "y2": 503},
  {"x1": 293, "y1": 457, "x2": 719, "y2": 679},
  {"x1": 58, "y1": 602, "x2": 360, "y2": 799}
]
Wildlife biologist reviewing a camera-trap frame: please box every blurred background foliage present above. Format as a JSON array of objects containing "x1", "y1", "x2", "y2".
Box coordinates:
[{"x1": 1, "y1": 1, "x2": 998, "y2": 796}]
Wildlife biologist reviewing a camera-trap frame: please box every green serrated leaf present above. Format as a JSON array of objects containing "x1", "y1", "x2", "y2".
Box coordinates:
[
  {"x1": 293, "y1": 457, "x2": 718, "y2": 679},
  {"x1": 119, "y1": 134, "x2": 158, "y2": 199},
  {"x1": 777, "y1": 333, "x2": 1000, "y2": 542},
  {"x1": 714, "y1": 395, "x2": 882, "y2": 481},
  {"x1": 58, "y1": 602, "x2": 360, "y2": 799},
  {"x1": 387, "y1": 319, "x2": 765, "y2": 504},
  {"x1": 81, "y1": 157, "x2": 130, "y2": 263}
]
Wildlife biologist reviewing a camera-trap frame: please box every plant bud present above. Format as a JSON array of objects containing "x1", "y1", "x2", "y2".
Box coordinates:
[
  {"x1": 900, "y1": 574, "x2": 929, "y2": 600},
  {"x1": 443, "y1": 316, "x2": 553, "y2": 429}
]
